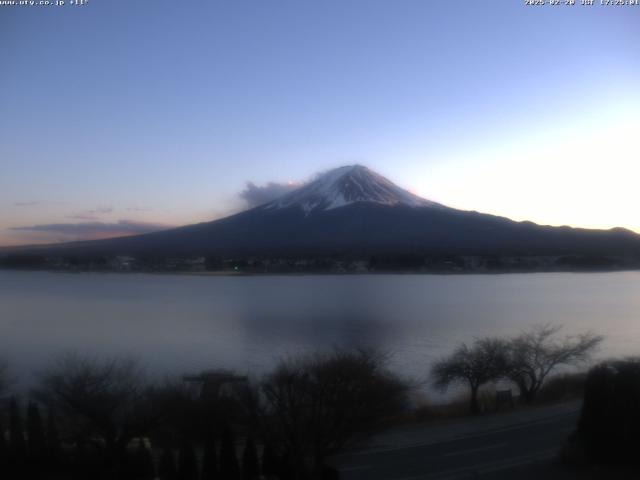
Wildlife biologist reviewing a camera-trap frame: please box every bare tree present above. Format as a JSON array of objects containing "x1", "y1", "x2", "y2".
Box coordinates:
[
  {"x1": 0, "y1": 360, "x2": 9, "y2": 400},
  {"x1": 431, "y1": 338, "x2": 509, "y2": 415},
  {"x1": 505, "y1": 324, "x2": 603, "y2": 404},
  {"x1": 259, "y1": 349, "x2": 409, "y2": 479},
  {"x1": 33, "y1": 353, "x2": 162, "y2": 478}
]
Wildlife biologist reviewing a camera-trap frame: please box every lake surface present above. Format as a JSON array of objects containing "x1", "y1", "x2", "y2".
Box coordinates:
[{"x1": 1, "y1": 270, "x2": 640, "y2": 391}]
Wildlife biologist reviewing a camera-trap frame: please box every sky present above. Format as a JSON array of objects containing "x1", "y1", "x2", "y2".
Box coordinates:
[{"x1": 1, "y1": 0, "x2": 639, "y2": 246}]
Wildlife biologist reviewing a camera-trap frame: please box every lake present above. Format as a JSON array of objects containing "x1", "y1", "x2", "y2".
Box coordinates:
[{"x1": 1, "y1": 270, "x2": 639, "y2": 392}]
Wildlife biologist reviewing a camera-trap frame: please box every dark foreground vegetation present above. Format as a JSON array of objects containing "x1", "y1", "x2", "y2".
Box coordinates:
[
  {"x1": 0, "y1": 325, "x2": 612, "y2": 479},
  {"x1": 562, "y1": 358, "x2": 640, "y2": 471},
  {"x1": 0, "y1": 350, "x2": 409, "y2": 480}
]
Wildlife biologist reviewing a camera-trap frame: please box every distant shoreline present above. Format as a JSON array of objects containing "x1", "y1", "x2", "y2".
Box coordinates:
[{"x1": 2, "y1": 265, "x2": 640, "y2": 277}]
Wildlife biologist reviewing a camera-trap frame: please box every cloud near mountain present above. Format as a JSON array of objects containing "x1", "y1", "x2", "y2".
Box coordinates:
[{"x1": 239, "y1": 181, "x2": 302, "y2": 208}]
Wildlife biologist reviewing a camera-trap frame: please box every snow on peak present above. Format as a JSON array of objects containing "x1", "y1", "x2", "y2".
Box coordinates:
[{"x1": 264, "y1": 165, "x2": 443, "y2": 214}]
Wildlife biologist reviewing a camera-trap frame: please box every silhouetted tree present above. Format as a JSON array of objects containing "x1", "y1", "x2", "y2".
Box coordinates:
[
  {"x1": 219, "y1": 426, "x2": 240, "y2": 480},
  {"x1": 158, "y1": 447, "x2": 178, "y2": 480},
  {"x1": 71, "y1": 440, "x2": 102, "y2": 480},
  {"x1": 201, "y1": 437, "x2": 219, "y2": 480},
  {"x1": 0, "y1": 360, "x2": 10, "y2": 472},
  {"x1": 261, "y1": 443, "x2": 279, "y2": 480},
  {"x1": 178, "y1": 438, "x2": 198, "y2": 480},
  {"x1": 432, "y1": 338, "x2": 508, "y2": 414},
  {"x1": 146, "y1": 378, "x2": 211, "y2": 446},
  {"x1": 26, "y1": 402, "x2": 46, "y2": 478},
  {"x1": 506, "y1": 325, "x2": 603, "y2": 404},
  {"x1": 124, "y1": 441, "x2": 155, "y2": 480},
  {"x1": 0, "y1": 360, "x2": 9, "y2": 400},
  {"x1": 34, "y1": 354, "x2": 163, "y2": 477},
  {"x1": 9, "y1": 397, "x2": 26, "y2": 468},
  {"x1": 242, "y1": 436, "x2": 260, "y2": 480},
  {"x1": 277, "y1": 451, "x2": 294, "y2": 480},
  {"x1": 0, "y1": 418, "x2": 7, "y2": 473},
  {"x1": 27, "y1": 402, "x2": 46, "y2": 454},
  {"x1": 138, "y1": 443, "x2": 156, "y2": 480},
  {"x1": 260, "y1": 349, "x2": 409, "y2": 477},
  {"x1": 45, "y1": 409, "x2": 62, "y2": 471},
  {"x1": 121, "y1": 447, "x2": 138, "y2": 480}
]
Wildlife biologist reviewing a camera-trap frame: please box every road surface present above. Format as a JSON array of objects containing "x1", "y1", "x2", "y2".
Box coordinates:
[{"x1": 335, "y1": 402, "x2": 582, "y2": 480}]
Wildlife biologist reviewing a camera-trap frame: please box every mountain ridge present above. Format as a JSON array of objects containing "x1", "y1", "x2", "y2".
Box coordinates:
[{"x1": 2, "y1": 166, "x2": 640, "y2": 270}]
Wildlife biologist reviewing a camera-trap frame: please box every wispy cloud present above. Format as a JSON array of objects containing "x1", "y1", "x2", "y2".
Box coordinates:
[
  {"x1": 10, "y1": 220, "x2": 171, "y2": 242},
  {"x1": 66, "y1": 206, "x2": 114, "y2": 221},
  {"x1": 126, "y1": 206, "x2": 153, "y2": 212},
  {"x1": 66, "y1": 214, "x2": 99, "y2": 221},
  {"x1": 12, "y1": 201, "x2": 67, "y2": 207},
  {"x1": 239, "y1": 181, "x2": 301, "y2": 208}
]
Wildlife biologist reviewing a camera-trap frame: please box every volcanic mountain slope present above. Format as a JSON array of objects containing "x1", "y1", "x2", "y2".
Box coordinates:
[{"x1": 7, "y1": 165, "x2": 640, "y2": 259}]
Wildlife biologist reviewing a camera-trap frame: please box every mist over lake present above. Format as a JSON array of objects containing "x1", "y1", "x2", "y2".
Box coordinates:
[{"x1": 2, "y1": 270, "x2": 639, "y2": 389}]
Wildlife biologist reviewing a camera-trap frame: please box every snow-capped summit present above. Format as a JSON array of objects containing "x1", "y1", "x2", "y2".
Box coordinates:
[{"x1": 265, "y1": 165, "x2": 443, "y2": 214}]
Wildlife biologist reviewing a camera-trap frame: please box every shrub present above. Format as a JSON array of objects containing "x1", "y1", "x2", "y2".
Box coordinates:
[
  {"x1": 577, "y1": 360, "x2": 640, "y2": 465},
  {"x1": 535, "y1": 372, "x2": 586, "y2": 404}
]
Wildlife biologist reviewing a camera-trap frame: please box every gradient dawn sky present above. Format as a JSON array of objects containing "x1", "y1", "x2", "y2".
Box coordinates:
[{"x1": 1, "y1": 0, "x2": 639, "y2": 246}]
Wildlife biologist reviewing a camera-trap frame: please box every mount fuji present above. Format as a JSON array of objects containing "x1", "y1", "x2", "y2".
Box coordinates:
[
  {"x1": 5, "y1": 165, "x2": 640, "y2": 266},
  {"x1": 264, "y1": 165, "x2": 441, "y2": 213}
]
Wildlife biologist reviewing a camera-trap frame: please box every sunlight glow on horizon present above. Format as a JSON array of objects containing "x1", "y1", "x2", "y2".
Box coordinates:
[{"x1": 407, "y1": 97, "x2": 640, "y2": 235}]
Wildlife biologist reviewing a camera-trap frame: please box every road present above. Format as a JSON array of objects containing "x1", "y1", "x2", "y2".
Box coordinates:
[{"x1": 335, "y1": 402, "x2": 582, "y2": 480}]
